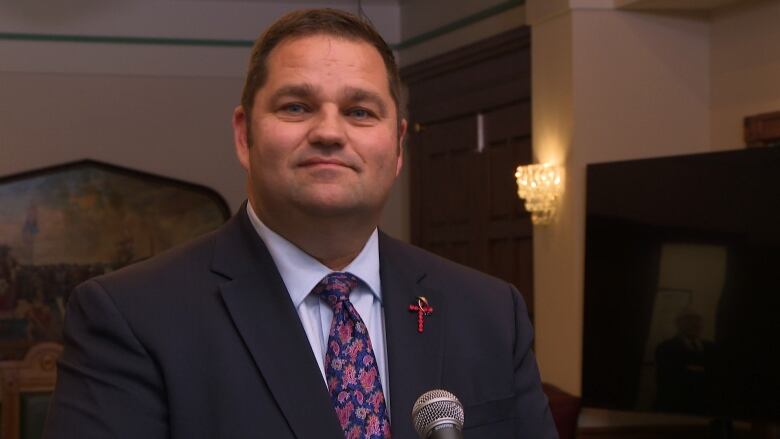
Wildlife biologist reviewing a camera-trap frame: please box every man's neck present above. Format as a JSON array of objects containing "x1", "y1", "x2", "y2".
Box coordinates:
[{"x1": 250, "y1": 201, "x2": 377, "y2": 271}]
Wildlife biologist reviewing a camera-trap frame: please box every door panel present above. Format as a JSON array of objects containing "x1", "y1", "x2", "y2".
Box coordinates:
[{"x1": 404, "y1": 28, "x2": 535, "y2": 312}]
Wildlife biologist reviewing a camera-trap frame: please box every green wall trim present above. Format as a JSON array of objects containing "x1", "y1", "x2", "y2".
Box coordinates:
[
  {"x1": 0, "y1": 1, "x2": 524, "y2": 51},
  {"x1": 0, "y1": 32, "x2": 253, "y2": 48},
  {"x1": 394, "y1": 0, "x2": 524, "y2": 50}
]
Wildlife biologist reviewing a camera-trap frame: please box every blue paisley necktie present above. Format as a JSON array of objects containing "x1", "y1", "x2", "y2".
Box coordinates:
[{"x1": 313, "y1": 272, "x2": 391, "y2": 439}]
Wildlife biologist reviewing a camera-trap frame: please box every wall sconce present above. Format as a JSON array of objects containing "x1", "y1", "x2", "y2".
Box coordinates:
[{"x1": 515, "y1": 163, "x2": 564, "y2": 225}]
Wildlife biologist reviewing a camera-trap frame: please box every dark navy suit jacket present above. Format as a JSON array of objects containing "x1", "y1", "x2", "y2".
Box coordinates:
[{"x1": 44, "y1": 207, "x2": 557, "y2": 439}]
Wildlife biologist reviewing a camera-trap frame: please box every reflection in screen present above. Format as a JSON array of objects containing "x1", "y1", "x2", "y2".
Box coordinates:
[{"x1": 636, "y1": 243, "x2": 727, "y2": 413}]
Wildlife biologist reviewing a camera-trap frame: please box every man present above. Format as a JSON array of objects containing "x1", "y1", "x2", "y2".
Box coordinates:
[
  {"x1": 654, "y1": 309, "x2": 717, "y2": 415},
  {"x1": 44, "y1": 9, "x2": 556, "y2": 439}
]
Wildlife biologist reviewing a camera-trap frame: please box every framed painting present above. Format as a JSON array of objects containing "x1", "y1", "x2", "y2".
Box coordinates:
[{"x1": 0, "y1": 160, "x2": 230, "y2": 360}]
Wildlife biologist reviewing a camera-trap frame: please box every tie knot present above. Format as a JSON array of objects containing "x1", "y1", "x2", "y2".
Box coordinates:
[{"x1": 313, "y1": 272, "x2": 359, "y2": 309}]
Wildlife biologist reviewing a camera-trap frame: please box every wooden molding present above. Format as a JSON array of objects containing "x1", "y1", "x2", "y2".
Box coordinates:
[
  {"x1": 0, "y1": 342, "x2": 63, "y2": 439},
  {"x1": 744, "y1": 110, "x2": 780, "y2": 147}
]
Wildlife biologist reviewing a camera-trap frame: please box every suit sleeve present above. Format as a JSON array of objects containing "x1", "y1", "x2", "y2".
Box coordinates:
[
  {"x1": 510, "y1": 285, "x2": 559, "y2": 439},
  {"x1": 44, "y1": 279, "x2": 168, "y2": 439}
]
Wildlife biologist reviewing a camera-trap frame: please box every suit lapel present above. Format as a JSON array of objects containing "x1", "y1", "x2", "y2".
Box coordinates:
[
  {"x1": 213, "y1": 209, "x2": 343, "y2": 439},
  {"x1": 379, "y1": 233, "x2": 445, "y2": 439}
]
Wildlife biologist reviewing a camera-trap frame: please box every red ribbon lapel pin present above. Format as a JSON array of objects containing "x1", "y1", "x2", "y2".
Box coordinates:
[{"x1": 408, "y1": 296, "x2": 434, "y2": 333}]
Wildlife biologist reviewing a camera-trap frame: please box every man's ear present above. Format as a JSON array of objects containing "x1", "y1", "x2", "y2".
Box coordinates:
[
  {"x1": 232, "y1": 106, "x2": 250, "y2": 171},
  {"x1": 396, "y1": 118, "x2": 408, "y2": 176}
]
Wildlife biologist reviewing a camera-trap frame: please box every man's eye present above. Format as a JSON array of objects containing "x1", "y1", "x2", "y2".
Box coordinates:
[
  {"x1": 282, "y1": 103, "x2": 307, "y2": 114},
  {"x1": 348, "y1": 108, "x2": 372, "y2": 119}
]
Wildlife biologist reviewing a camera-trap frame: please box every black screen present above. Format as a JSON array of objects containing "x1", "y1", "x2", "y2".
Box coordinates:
[{"x1": 583, "y1": 147, "x2": 780, "y2": 421}]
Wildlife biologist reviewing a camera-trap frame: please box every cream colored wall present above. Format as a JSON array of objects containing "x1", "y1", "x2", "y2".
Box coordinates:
[
  {"x1": 710, "y1": 0, "x2": 780, "y2": 150},
  {"x1": 530, "y1": 4, "x2": 711, "y2": 398},
  {"x1": 571, "y1": 11, "x2": 711, "y2": 163},
  {"x1": 0, "y1": 72, "x2": 246, "y2": 209},
  {"x1": 530, "y1": 9, "x2": 577, "y2": 395}
]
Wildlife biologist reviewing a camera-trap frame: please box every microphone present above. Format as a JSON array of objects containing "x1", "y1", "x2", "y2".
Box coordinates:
[{"x1": 411, "y1": 389, "x2": 465, "y2": 439}]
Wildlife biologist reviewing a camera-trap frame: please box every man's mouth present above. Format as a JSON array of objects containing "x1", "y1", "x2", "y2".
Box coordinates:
[{"x1": 298, "y1": 158, "x2": 354, "y2": 169}]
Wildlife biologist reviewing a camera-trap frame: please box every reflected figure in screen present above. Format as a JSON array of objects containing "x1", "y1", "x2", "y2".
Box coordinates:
[{"x1": 654, "y1": 308, "x2": 717, "y2": 414}]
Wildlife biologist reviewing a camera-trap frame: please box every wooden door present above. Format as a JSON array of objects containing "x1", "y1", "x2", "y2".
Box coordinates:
[{"x1": 403, "y1": 28, "x2": 534, "y2": 311}]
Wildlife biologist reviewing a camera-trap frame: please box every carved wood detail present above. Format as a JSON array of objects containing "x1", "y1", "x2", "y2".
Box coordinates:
[
  {"x1": 744, "y1": 110, "x2": 780, "y2": 147},
  {"x1": 0, "y1": 342, "x2": 63, "y2": 439}
]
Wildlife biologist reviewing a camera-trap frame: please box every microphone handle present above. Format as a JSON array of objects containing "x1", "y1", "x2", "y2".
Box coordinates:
[{"x1": 427, "y1": 425, "x2": 463, "y2": 439}]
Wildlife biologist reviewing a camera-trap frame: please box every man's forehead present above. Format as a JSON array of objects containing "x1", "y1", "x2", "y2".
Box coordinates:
[
  {"x1": 267, "y1": 33, "x2": 383, "y2": 66},
  {"x1": 259, "y1": 35, "x2": 393, "y2": 99}
]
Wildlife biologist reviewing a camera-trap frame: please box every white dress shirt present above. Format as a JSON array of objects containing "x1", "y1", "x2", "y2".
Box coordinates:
[{"x1": 245, "y1": 203, "x2": 390, "y2": 409}]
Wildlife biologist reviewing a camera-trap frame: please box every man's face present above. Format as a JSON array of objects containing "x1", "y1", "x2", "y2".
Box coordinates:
[
  {"x1": 233, "y1": 34, "x2": 406, "y2": 223},
  {"x1": 678, "y1": 314, "x2": 702, "y2": 339}
]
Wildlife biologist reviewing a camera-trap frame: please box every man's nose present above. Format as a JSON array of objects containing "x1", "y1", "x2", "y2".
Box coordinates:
[{"x1": 307, "y1": 106, "x2": 346, "y2": 148}]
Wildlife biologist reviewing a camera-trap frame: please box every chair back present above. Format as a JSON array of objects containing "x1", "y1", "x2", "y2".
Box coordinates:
[{"x1": 0, "y1": 343, "x2": 63, "y2": 439}]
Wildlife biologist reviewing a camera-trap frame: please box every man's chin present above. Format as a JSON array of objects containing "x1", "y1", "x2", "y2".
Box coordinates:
[{"x1": 293, "y1": 193, "x2": 368, "y2": 218}]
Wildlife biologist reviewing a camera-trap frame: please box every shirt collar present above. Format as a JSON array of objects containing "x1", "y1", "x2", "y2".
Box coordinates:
[{"x1": 245, "y1": 202, "x2": 382, "y2": 308}]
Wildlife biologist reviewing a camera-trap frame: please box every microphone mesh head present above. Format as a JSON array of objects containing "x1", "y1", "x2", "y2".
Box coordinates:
[{"x1": 411, "y1": 389, "x2": 464, "y2": 437}]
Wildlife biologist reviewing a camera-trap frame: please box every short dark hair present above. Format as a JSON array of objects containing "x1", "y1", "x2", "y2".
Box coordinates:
[{"x1": 240, "y1": 8, "x2": 405, "y2": 129}]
